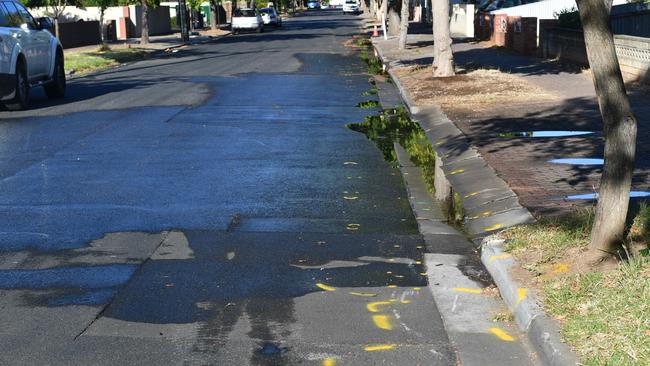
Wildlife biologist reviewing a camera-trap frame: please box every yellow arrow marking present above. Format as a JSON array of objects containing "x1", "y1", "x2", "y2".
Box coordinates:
[
  {"x1": 346, "y1": 223, "x2": 361, "y2": 231},
  {"x1": 349, "y1": 292, "x2": 377, "y2": 297},
  {"x1": 316, "y1": 283, "x2": 336, "y2": 292},
  {"x1": 488, "y1": 254, "x2": 512, "y2": 262},
  {"x1": 366, "y1": 301, "x2": 391, "y2": 313},
  {"x1": 484, "y1": 223, "x2": 504, "y2": 232},
  {"x1": 372, "y1": 315, "x2": 393, "y2": 330},
  {"x1": 516, "y1": 288, "x2": 528, "y2": 306},
  {"x1": 364, "y1": 344, "x2": 397, "y2": 351},
  {"x1": 449, "y1": 168, "x2": 465, "y2": 175},
  {"x1": 387, "y1": 284, "x2": 398, "y2": 288},
  {"x1": 553, "y1": 263, "x2": 569, "y2": 273},
  {"x1": 489, "y1": 327, "x2": 515, "y2": 342},
  {"x1": 452, "y1": 287, "x2": 482, "y2": 294},
  {"x1": 322, "y1": 358, "x2": 337, "y2": 366}
]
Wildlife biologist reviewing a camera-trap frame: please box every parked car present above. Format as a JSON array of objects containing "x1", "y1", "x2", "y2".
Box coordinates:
[
  {"x1": 260, "y1": 7, "x2": 282, "y2": 27},
  {"x1": 231, "y1": 8, "x2": 264, "y2": 34},
  {"x1": 0, "y1": 0, "x2": 65, "y2": 110},
  {"x1": 307, "y1": 1, "x2": 321, "y2": 9},
  {"x1": 342, "y1": 0, "x2": 359, "y2": 14}
]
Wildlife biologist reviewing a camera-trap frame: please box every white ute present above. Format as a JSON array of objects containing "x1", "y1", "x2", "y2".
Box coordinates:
[{"x1": 0, "y1": 0, "x2": 66, "y2": 110}]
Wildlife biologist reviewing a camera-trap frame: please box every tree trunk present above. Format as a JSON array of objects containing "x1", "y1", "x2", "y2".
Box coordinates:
[
  {"x1": 431, "y1": 0, "x2": 454, "y2": 76},
  {"x1": 576, "y1": 0, "x2": 637, "y2": 260},
  {"x1": 250, "y1": 0, "x2": 256, "y2": 8},
  {"x1": 378, "y1": 0, "x2": 387, "y2": 21},
  {"x1": 210, "y1": 1, "x2": 218, "y2": 30},
  {"x1": 54, "y1": 17, "x2": 60, "y2": 39},
  {"x1": 141, "y1": 0, "x2": 150, "y2": 44},
  {"x1": 398, "y1": 0, "x2": 408, "y2": 49},
  {"x1": 99, "y1": 8, "x2": 106, "y2": 43}
]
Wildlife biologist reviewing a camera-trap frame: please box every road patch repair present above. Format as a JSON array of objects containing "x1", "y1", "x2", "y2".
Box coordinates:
[{"x1": 368, "y1": 31, "x2": 579, "y2": 365}]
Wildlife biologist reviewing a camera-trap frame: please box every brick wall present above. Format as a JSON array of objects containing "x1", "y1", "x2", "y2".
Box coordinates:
[{"x1": 511, "y1": 17, "x2": 537, "y2": 56}]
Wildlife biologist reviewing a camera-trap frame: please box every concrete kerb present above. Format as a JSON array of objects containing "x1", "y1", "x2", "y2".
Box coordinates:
[{"x1": 373, "y1": 40, "x2": 578, "y2": 366}]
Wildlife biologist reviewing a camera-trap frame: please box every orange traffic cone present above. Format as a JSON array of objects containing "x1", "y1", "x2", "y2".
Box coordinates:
[{"x1": 372, "y1": 24, "x2": 379, "y2": 37}]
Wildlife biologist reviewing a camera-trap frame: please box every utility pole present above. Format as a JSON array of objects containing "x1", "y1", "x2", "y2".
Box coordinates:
[{"x1": 179, "y1": 0, "x2": 190, "y2": 42}]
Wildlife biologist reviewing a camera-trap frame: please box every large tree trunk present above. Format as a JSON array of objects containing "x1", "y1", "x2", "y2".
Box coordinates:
[
  {"x1": 210, "y1": 1, "x2": 218, "y2": 30},
  {"x1": 378, "y1": 0, "x2": 387, "y2": 21},
  {"x1": 398, "y1": 0, "x2": 408, "y2": 49},
  {"x1": 576, "y1": 0, "x2": 637, "y2": 260},
  {"x1": 99, "y1": 8, "x2": 106, "y2": 43},
  {"x1": 431, "y1": 0, "x2": 453, "y2": 76},
  {"x1": 141, "y1": 0, "x2": 150, "y2": 45}
]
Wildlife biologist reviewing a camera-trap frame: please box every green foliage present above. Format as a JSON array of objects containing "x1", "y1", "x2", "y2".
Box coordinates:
[
  {"x1": 359, "y1": 50, "x2": 384, "y2": 75},
  {"x1": 346, "y1": 107, "x2": 437, "y2": 193},
  {"x1": 554, "y1": 7, "x2": 582, "y2": 30}
]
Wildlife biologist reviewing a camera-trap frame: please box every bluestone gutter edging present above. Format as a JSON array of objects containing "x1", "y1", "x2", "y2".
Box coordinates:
[{"x1": 371, "y1": 38, "x2": 578, "y2": 366}]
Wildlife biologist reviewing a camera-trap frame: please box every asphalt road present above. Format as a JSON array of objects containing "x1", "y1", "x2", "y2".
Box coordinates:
[{"x1": 0, "y1": 10, "x2": 458, "y2": 365}]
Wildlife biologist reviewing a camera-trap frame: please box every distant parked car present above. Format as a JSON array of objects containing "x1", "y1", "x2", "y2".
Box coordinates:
[
  {"x1": 260, "y1": 7, "x2": 282, "y2": 26},
  {"x1": 342, "y1": 0, "x2": 359, "y2": 14},
  {"x1": 0, "y1": 0, "x2": 66, "y2": 110},
  {"x1": 307, "y1": 1, "x2": 321, "y2": 9},
  {"x1": 231, "y1": 8, "x2": 264, "y2": 34}
]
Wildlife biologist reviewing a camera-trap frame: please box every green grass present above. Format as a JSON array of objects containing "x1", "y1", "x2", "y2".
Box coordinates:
[
  {"x1": 356, "y1": 100, "x2": 381, "y2": 109},
  {"x1": 501, "y1": 206, "x2": 650, "y2": 365},
  {"x1": 501, "y1": 209, "x2": 594, "y2": 265},
  {"x1": 544, "y1": 257, "x2": 650, "y2": 366},
  {"x1": 65, "y1": 47, "x2": 150, "y2": 75}
]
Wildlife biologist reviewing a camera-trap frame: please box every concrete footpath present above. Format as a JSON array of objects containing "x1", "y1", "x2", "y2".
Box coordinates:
[{"x1": 368, "y1": 21, "x2": 602, "y2": 366}]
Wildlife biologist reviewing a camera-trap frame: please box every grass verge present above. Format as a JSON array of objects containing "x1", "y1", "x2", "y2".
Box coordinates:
[
  {"x1": 499, "y1": 204, "x2": 650, "y2": 365},
  {"x1": 65, "y1": 47, "x2": 151, "y2": 75}
]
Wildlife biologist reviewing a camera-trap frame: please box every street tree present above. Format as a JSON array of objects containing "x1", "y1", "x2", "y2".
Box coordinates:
[
  {"x1": 129, "y1": 0, "x2": 160, "y2": 44},
  {"x1": 83, "y1": 0, "x2": 119, "y2": 43},
  {"x1": 186, "y1": 0, "x2": 202, "y2": 30},
  {"x1": 575, "y1": 0, "x2": 638, "y2": 262},
  {"x1": 431, "y1": 0, "x2": 454, "y2": 76},
  {"x1": 397, "y1": 0, "x2": 408, "y2": 49}
]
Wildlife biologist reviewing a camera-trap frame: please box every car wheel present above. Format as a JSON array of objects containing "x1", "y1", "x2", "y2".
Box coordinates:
[
  {"x1": 232, "y1": 29, "x2": 239, "y2": 34},
  {"x1": 257, "y1": 26, "x2": 263, "y2": 33},
  {"x1": 5, "y1": 60, "x2": 29, "y2": 111},
  {"x1": 44, "y1": 51, "x2": 66, "y2": 99}
]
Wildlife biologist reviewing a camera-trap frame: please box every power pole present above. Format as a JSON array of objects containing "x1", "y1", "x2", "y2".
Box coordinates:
[{"x1": 179, "y1": 0, "x2": 190, "y2": 42}]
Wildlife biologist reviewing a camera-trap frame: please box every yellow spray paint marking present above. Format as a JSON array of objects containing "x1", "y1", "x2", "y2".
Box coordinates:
[
  {"x1": 413, "y1": 287, "x2": 421, "y2": 291},
  {"x1": 415, "y1": 261, "x2": 422, "y2": 265},
  {"x1": 489, "y1": 253, "x2": 512, "y2": 263},
  {"x1": 470, "y1": 211, "x2": 493, "y2": 220},
  {"x1": 420, "y1": 272, "x2": 428, "y2": 276},
  {"x1": 435, "y1": 140, "x2": 445, "y2": 146},
  {"x1": 343, "y1": 196, "x2": 359, "y2": 200},
  {"x1": 489, "y1": 327, "x2": 516, "y2": 342},
  {"x1": 316, "y1": 283, "x2": 336, "y2": 292},
  {"x1": 386, "y1": 271, "x2": 393, "y2": 274},
  {"x1": 400, "y1": 300, "x2": 411, "y2": 304},
  {"x1": 452, "y1": 287, "x2": 483, "y2": 294},
  {"x1": 516, "y1": 288, "x2": 528, "y2": 306},
  {"x1": 553, "y1": 263, "x2": 569, "y2": 273},
  {"x1": 393, "y1": 245, "x2": 401, "y2": 248},
  {"x1": 416, "y1": 245, "x2": 424, "y2": 249},
  {"x1": 367, "y1": 301, "x2": 391, "y2": 313},
  {"x1": 387, "y1": 284, "x2": 398, "y2": 288},
  {"x1": 464, "y1": 192, "x2": 480, "y2": 198},
  {"x1": 449, "y1": 168, "x2": 465, "y2": 175},
  {"x1": 344, "y1": 161, "x2": 358, "y2": 165},
  {"x1": 322, "y1": 358, "x2": 337, "y2": 366},
  {"x1": 372, "y1": 315, "x2": 393, "y2": 330},
  {"x1": 484, "y1": 223, "x2": 504, "y2": 232},
  {"x1": 364, "y1": 344, "x2": 397, "y2": 352},
  {"x1": 346, "y1": 223, "x2": 361, "y2": 231},
  {"x1": 349, "y1": 292, "x2": 378, "y2": 297}
]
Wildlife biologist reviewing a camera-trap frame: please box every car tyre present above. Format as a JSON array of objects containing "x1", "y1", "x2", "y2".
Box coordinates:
[
  {"x1": 5, "y1": 60, "x2": 29, "y2": 111},
  {"x1": 257, "y1": 26, "x2": 263, "y2": 33},
  {"x1": 44, "y1": 51, "x2": 66, "y2": 99},
  {"x1": 232, "y1": 29, "x2": 239, "y2": 34}
]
